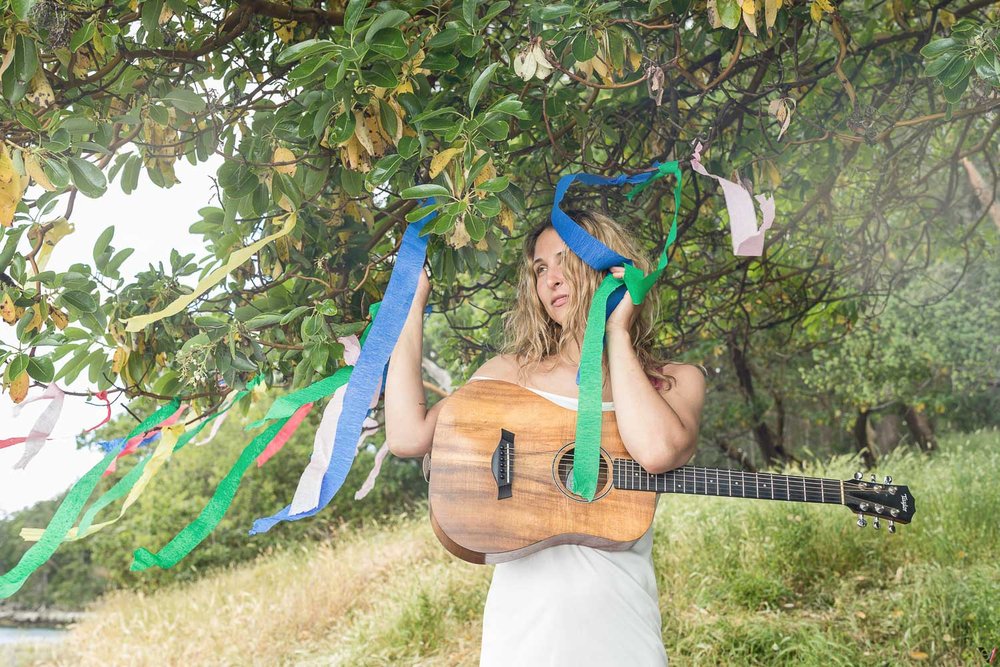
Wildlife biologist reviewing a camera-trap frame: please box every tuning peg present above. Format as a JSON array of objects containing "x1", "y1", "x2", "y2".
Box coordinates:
[
  {"x1": 870, "y1": 474, "x2": 877, "y2": 483},
  {"x1": 856, "y1": 514, "x2": 867, "y2": 528},
  {"x1": 883, "y1": 475, "x2": 892, "y2": 484},
  {"x1": 888, "y1": 521, "x2": 896, "y2": 534},
  {"x1": 873, "y1": 517, "x2": 880, "y2": 530},
  {"x1": 854, "y1": 471, "x2": 863, "y2": 481}
]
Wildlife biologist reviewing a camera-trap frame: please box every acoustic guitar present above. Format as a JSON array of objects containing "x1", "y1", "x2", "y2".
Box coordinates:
[{"x1": 427, "y1": 380, "x2": 916, "y2": 564}]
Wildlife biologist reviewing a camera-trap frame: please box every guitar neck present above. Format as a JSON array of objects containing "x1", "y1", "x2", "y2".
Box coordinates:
[{"x1": 612, "y1": 460, "x2": 845, "y2": 506}]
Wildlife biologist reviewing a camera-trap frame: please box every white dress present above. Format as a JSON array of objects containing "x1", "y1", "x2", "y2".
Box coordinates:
[{"x1": 468, "y1": 376, "x2": 668, "y2": 667}]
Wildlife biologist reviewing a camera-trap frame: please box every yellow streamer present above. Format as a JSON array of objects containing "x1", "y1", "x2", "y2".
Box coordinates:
[
  {"x1": 20, "y1": 424, "x2": 186, "y2": 542},
  {"x1": 122, "y1": 213, "x2": 298, "y2": 332}
]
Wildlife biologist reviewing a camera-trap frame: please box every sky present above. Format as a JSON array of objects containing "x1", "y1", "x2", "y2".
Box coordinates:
[{"x1": 0, "y1": 156, "x2": 221, "y2": 516}]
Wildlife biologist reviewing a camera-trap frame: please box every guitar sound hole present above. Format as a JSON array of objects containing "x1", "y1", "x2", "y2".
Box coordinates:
[{"x1": 553, "y1": 445, "x2": 612, "y2": 502}]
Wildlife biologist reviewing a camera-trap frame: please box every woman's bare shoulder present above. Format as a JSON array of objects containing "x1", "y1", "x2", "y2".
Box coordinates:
[
  {"x1": 660, "y1": 363, "x2": 708, "y2": 392},
  {"x1": 470, "y1": 354, "x2": 520, "y2": 382}
]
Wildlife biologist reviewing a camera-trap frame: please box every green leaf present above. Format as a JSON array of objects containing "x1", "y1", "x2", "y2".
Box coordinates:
[
  {"x1": 717, "y1": 0, "x2": 741, "y2": 29},
  {"x1": 328, "y1": 111, "x2": 356, "y2": 145},
  {"x1": 105, "y1": 248, "x2": 134, "y2": 277},
  {"x1": 93, "y1": 225, "x2": 114, "y2": 264},
  {"x1": 572, "y1": 31, "x2": 598, "y2": 62},
  {"x1": 538, "y1": 4, "x2": 572, "y2": 20},
  {"x1": 365, "y1": 9, "x2": 410, "y2": 42},
  {"x1": 275, "y1": 39, "x2": 337, "y2": 66},
  {"x1": 60, "y1": 290, "x2": 98, "y2": 313},
  {"x1": 919, "y1": 38, "x2": 957, "y2": 59},
  {"x1": 476, "y1": 176, "x2": 509, "y2": 193},
  {"x1": 368, "y1": 154, "x2": 403, "y2": 185},
  {"x1": 401, "y1": 184, "x2": 452, "y2": 199},
  {"x1": 923, "y1": 52, "x2": 957, "y2": 78},
  {"x1": 368, "y1": 28, "x2": 408, "y2": 60},
  {"x1": 463, "y1": 0, "x2": 479, "y2": 27},
  {"x1": 344, "y1": 0, "x2": 366, "y2": 35},
  {"x1": 406, "y1": 203, "x2": 438, "y2": 222},
  {"x1": 465, "y1": 214, "x2": 487, "y2": 241},
  {"x1": 12, "y1": 0, "x2": 34, "y2": 20},
  {"x1": 5, "y1": 354, "x2": 29, "y2": 381},
  {"x1": 366, "y1": 62, "x2": 399, "y2": 88},
  {"x1": 26, "y1": 356, "x2": 54, "y2": 383},
  {"x1": 67, "y1": 157, "x2": 108, "y2": 198},
  {"x1": 341, "y1": 167, "x2": 365, "y2": 196},
  {"x1": 428, "y1": 28, "x2": 461, "y2": 49},
  {"x1": 161, "y1": 87, "x2": 207, "y2": 114},
  {"x1": 280, "y1": 305, "x2": 312, "y2": 325},
  {"x1": 469, "y1": 62, "x2": 500, "y2": 113},
  {"x1": 0, "y1": 227, "x2": 26, "y2": 274},
  {"x1": 68, "y1": 22, "x2": 96, "y2": 53}
]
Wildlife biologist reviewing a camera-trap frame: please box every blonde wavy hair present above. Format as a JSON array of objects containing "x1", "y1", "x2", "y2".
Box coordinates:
[{"x1": 500, "y1": 209, "x2": 673, "y2": 389}]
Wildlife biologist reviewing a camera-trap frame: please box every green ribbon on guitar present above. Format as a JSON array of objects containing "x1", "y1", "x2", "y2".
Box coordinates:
[{"x1": 569, "y1": 161, "x2": 682, "y2": 501}]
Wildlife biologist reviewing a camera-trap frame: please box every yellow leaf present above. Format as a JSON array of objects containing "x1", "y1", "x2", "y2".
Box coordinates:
[
  {"x1": 49, "y1": 307, "x2": 68, "y2": 330},
  {"x1": 1, "y1": 293, "x2": 15, "y2": 323},
  {"x1": 908, "y1": 650, "x2": 928, "y2": 661},
  {"x1": 763, "y1": 160, "x2": 781, "y2": 189},
  {"x1": 938, "y1": 10, "x2": 955, "y2": 30},
  {"x1": 765, "y1": 0, "x2": 781, "y2": 29},
  {"x1": 447, "y1": 218, "x2": 471, "y2": 249},
  {"x1": 498, "y1": 206, "x2": 515, "y2": 235},
  {"x1": 26, "y1": 304, "x2": 44, "y2": 333},
  {"x1": 741, "y1": 0, "x2": 756, "y2": 14},
  {"x1": 9, "y1": 370, "x2": 28, "y2": 404},
  {"x1": 743, "y1": 5, "x2": 758, "y2": 35},
  {"x1": 353, "y1": 109, "x2": 375, "y2": 156},
  {"x1": 24, "y1": 153, "x2": 55, "y2": 191},
  {"x1": 26, "y1": 67, "x2": 54, "y2": 109},
  {"x1": 0, "y1": 147, "x2": 23, "y2": 228},
  {"x1": 33, "y1": 217, "x2": 74, "y2": 273},
  {"x1": 272, "y1": 147, "x2": 297, "y2": 175},
  {"x1": 112, "y1": 346, "x2": 129, "y2": 374},
  {"x1": 429, "y1": 148, "x2": 462, "y2": 179}
]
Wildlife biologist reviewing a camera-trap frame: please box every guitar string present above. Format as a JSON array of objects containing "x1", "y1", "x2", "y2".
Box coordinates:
[{"x1": 499, "y1": 455, "x2": 850, "y2": 495}]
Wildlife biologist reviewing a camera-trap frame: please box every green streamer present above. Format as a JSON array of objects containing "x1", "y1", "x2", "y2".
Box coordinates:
[
  {"x1": 130, "y1": 418, "x2": 287, "y2": 571},
  {"x1": 0, "y1": 398, "x2": 182, "y2": 599},
  {"x1": 571, "y1": 162, "x2": 683, "y2": 501}
]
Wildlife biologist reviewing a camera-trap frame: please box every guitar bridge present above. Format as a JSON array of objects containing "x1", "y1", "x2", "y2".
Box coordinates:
[{"x1": 491, "y1": 429, "x2": 515, "y2": 500}]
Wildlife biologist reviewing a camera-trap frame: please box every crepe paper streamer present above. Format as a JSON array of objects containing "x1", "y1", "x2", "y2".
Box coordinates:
[
  {"x1": 0, "y1": 398, "x2": 181, "y2": 599},
  {"x1": 10, "y1": 384, "x2": 66, "y2": 470},
  {"x1": 105, "y1": 404, "x2": 188, "y2": 476},
  {"x1": 130, "y1": 418, "x2": 288, "y2": 571},
  {"x1": 81, "y1": 391, "x2": 112, "y2": 434},
  {"x1": 690, "y1": 142, "x2": 775, "y2": 256},
  {"x1": 30, "y1": 379, "x2": 263, "y2": 545},
  {"x1": 249, "y1": 204, "x2": 436, "y2": 535},
  {"x1": 104, "y1": 404, "x2": 188, "y2": 475},
  {"x1": 255, "y1": 402, "x2": 314, "y2": 467},
  {"x1": 550, "y1": 163, "x2": 683, "y2": 500},
  {"x1": 283, "y1": 375, "x2": 383, "y2": 515},
  {"x1": 19, "y1": 424, "x2": 188, "y2": 542},
  {"x1": 97, "y1": 432, "x2": 158, "y2": 454},
  {"x1": 354, "y1": 442, "x2": 390, "y2": 501},
  {"x1": 122, "y1": 213, "x2": 298, "y2": 333}
]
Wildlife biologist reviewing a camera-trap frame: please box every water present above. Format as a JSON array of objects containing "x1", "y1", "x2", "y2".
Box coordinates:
[{"x1": 0, "y1": 627, "x2": 65, "y2": 645}]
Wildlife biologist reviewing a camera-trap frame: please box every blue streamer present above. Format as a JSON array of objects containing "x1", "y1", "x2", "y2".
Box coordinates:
[{"x1": 249, "y1": 203, "x2": 437, "y2": 534}]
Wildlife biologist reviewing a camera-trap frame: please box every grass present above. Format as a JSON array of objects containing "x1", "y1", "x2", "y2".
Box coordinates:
[{"x1": 39, "y1": 429, "x2": 1000, "y2": 666}]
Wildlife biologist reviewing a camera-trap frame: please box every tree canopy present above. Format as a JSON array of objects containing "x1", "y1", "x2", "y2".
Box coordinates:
[{"x1": 0, "y1": 0, "x2": 998, "y2": 464}]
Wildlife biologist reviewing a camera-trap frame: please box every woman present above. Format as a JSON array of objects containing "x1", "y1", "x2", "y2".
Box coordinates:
[{"x1": 385, "y1": 209, "x2": 706, "y2": 665}]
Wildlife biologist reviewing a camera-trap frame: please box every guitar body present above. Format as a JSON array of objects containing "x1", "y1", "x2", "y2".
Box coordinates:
[{"x1": 428, "y1": 380, "x2": 656, "y2": 564}]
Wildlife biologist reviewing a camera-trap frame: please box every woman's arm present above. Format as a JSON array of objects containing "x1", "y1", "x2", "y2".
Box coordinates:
[
  {"x1": 605, "y1": 329, "x2": 706, "y2": 474},
  {"x1": 384, "y1": 272, "x2": 444, "y2": 458}
]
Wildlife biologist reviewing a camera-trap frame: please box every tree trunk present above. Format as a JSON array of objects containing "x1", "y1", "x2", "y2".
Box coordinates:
[
  {"x1": 873, "y1": 411, "x2": 904, "y2": 455},
  {"x1": 852, "y1": 408, "x2": 876, "y2": 467},
  {"x1": 903, "y1": 405, "x2": 937, "y2": 452},
  {"x1": 728, "y1": 337, "x2": 794, "y2": 466}
]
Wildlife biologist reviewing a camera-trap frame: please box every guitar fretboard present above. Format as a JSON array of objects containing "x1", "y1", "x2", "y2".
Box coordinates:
[{"x1": 612, "y1": 460, "x2": 844, "y2": 505}]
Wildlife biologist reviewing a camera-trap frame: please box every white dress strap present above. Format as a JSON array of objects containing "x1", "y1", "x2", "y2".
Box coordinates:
[{"x1": 467, "y1": 376, "x2": 614, "y2": 411}]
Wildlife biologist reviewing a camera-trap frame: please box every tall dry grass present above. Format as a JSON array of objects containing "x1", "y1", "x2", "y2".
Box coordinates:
[{"x1": 38, "y1": 429, "x2": 1000, "y2": 666}]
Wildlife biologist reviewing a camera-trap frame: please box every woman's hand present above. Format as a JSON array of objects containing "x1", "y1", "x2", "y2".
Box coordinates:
[
  {"x1": 605, "y1": 266, "x2": 638, "y2": 333},
  {"x1": 415, "y1": 264, "x2": 431, "y2": 306}
]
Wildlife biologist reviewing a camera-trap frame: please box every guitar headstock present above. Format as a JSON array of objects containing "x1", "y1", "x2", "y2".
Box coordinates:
[{"x1": 842, "y1": 472, "x2": 915, "y2": 533}]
